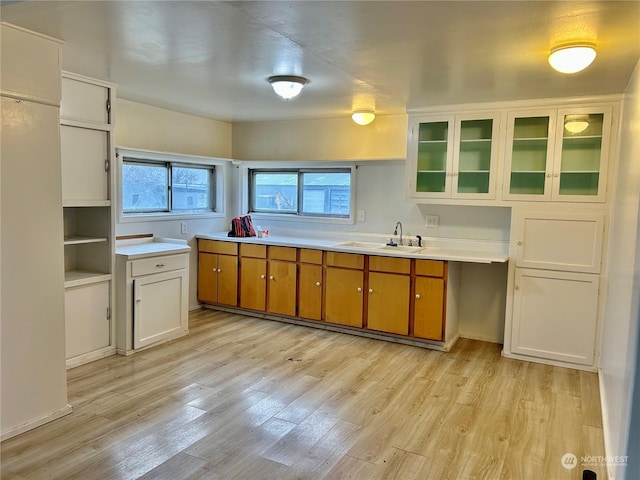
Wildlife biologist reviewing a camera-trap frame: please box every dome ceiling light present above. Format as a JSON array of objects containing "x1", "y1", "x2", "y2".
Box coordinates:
[
  {"x1": 352, "y1": 110, "x2": 376, "y2": 126},
  {"x1": 548, "y1": 43, "x2": 597, "y2": 74},
  {"x1": 268, "y1": 75, "x2": 308, "y2": 100}
]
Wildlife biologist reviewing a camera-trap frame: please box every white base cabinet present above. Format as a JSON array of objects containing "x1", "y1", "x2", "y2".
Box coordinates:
[
  {"x1": 65, "y1": 281, "x2": 111, "y2": 367},
  {"x1": 510, "y1": 268, "x2": 599, "y2": 365},
  {"x1": 116, "y1": 242, "x2": 190, "y2": 355},
  {"x1": 133, "y1": 269, "x2": 188, "y2": 349}
]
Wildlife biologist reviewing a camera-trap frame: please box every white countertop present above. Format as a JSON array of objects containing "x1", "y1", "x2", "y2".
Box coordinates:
[
  {"x1": 116, "y1": 237, "x2": 191, "y2": 260},
  {"x1": 196, "y1": 232, "x2": 508, "y2": 264}
]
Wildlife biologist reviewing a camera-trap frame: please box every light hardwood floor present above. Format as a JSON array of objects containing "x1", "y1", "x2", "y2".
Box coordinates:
[{"x1": 1, "y1": 308, "x2": 606, "y2": 479}]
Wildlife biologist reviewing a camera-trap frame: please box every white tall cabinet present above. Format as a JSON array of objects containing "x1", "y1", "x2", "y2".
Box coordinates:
[
  {"x1": 60, "y1": 72, "x2": 117, "y2": 368},
  {"x1": 1, "y1": 23, "x2": 71, "y2": 440},
  {"x1": 504, "y1": 211, "x2": 605, "y2": 368}
]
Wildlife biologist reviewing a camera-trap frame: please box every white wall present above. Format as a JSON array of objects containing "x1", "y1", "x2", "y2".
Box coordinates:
[
  {"x1": 600, "y1": 60, "x2": 640, "y2": 479},
  {"x1": 232, "y1": 115, "x2": 407, "y2": 161},
  {"x1": 114, "y1": 100, "x2": 234, "y2": 308}
]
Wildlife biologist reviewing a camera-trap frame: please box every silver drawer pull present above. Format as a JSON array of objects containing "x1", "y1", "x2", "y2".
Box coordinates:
[
  {"x1": 155, "y1": 263, "x2": 166, "y2": 268},
  {"x1": 315, "y1": 281, "x2": 321, "y2": 287}
]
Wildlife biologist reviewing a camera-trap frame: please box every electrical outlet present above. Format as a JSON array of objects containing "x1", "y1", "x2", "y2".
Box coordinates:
[
  {"x1": 180, "y1": 222, "x2": 188, "y2": 234},
  {"x1": 425, "y1": 214, "x2": 439, "y2": 228},
  {"x1": 357, "y1": 209, "x2": 366, "y2": 222}
]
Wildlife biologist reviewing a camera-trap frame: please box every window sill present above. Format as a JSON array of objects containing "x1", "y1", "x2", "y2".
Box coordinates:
[
  {"x1": 248, "y1": 212, "x2": 354, "y2": 226},
  {"x1": 120, "y1": 211, "x2": 225, "y2": 223}
]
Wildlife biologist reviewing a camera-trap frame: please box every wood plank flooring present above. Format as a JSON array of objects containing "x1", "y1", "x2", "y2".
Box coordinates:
[{"x1": 1, "y1": 308, "x2": 606, "y2": 479}]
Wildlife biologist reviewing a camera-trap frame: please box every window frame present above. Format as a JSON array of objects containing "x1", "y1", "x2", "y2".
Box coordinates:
[
  {"x1": 117, "y1": 147, "x2": 228, "y2": 222},
  {"x1": 246, "y1": 164, "x2": 356, "y2": 223}
]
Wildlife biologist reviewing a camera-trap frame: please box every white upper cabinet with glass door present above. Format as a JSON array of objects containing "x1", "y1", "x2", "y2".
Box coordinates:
[
  {"x1": 504, "y1": 106, "x2": 612, "y2": 202},
  {"x1": 407, "y1": 113, "x2": 500, "y2": 200},
  {"x1": 553, "y1": 106, "x2": 611, "y2": 202}
]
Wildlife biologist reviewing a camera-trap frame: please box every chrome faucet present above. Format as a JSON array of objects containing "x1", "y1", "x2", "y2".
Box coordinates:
[{"x1": 394, "y1": 221, "x2": 403, "y2": 246}]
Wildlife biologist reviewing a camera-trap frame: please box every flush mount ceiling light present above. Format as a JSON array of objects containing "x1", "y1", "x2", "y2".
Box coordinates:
[
  {"x1": 268, "y1": 75, "x2": 308, "y2": 100},
  {"x1": 548, "y1": 43, "x2": 597, "y2": 74},
  {"x1": 352, "y1": 110, "x2": 376, "y2": 126},
  {"x1": 564, "y1": 119, "x2": 590, "y2": 134}
]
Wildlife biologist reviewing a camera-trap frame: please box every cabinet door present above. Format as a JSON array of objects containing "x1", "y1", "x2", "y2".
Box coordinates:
[
  {"x1": 325, "y1": 267, "x2": 364, "y2": 327},
  {"x1": 240, "y1": 257, "x2": 267, "y2": 311},
  {"x1": 552, "y1": 106, "x2": 612, "y2": 202},
  {"x1": 0, "y1": 24, "x2": 61, "y2": 104},
  {"x1": 367, "y1": 272, "x2": 410, "y2": 335},
  {"x1": 267, "y1": 260, "x2": 297, "y2": 316},
  {"x1": 298, "y1": 264, "x2": 322, "y2": 320},
  {"x1": 61, "y1": 125, "x2": 109, "y2": 204},
  {"x1": 503, "y1": 111, "x2": 555, "y2": 201},
  {"x1": 511, "y1": 268, "x2": 598, "y2": 365},
  {"x1": 65, "y1": 281, "x2": 110, "y2": 359},
  {"x1": 407, "y1": 115, "x2": 454, "y2": 198},
  {"x1": 413, "y1": 276, "x2": 445, "y2": 341},
  {"x1": 217, "y1": 254, "x2": 238, "y2": 307},
  {"x1": 61, "y1": 75, "x2": 110, "y2": 124},
  {"x1": 133, "y1": 270, "x2": 187, "y2": 349},
  {"x1": 452, "y1": 114, "x2": 500, "y2": 199},
  {"x1": 513, "y1": 212, "x2": 604, "y2": 273},
  {"x1": 198, "y1": 253, "x2": 218, "y2": 303}
]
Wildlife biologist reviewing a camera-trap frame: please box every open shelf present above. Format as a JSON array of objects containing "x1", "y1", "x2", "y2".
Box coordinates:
[
  {"x1": 64, "y1": 235, "x2": 109, "y2": 246},
  {"x1": 65, "y1": 270, "x2": 112, "y2": 288}
]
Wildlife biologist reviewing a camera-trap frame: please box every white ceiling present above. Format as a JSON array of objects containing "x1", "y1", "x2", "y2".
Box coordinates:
[{"x1": 2, "y1": 1, "x2": 639, "y2": 122}]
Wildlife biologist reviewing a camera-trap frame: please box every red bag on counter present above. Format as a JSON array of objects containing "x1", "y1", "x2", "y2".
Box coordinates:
[{"x1": 228, "y1": 215, "x2": 256, "y2": 237}]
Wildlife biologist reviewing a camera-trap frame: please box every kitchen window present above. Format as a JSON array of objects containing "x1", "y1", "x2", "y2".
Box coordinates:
[
  {"x1": 122, "y1": 159, "x2": 215, "y2": 214},
  {"x1": 249, "y1": 168, "x2": 352, "y2": 218}
]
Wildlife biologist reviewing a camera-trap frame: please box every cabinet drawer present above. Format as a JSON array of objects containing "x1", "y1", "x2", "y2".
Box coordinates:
[
  {"x1": 326, "y1": 252, "x2": 364, "y2": 269},
  {"x1": 240, "y1": 243, "x2": 267, "y2": 258},
  {"x1": 199, "y1": 239, "x2": 238, "y2": 255},
  {"x1": 268, "y1": 246, "x2": 297, "y2": 261},
  {"x1": 415, "y1": 259, "x2": 445, "y2": 277},
  {"x1": 369, "y1": 256, "x2": 411, "y2": 274},
  {"x1": 299, "y1": 248, "x2": 323, "y2": 264},
  {"x1": 131, "y1": 254, "x2": 187, "y2": 277}
]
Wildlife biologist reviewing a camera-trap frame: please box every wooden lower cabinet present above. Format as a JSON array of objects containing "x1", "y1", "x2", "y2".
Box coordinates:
[
  {"x1": 413, "y1": 276, "x2": 445, "y2": 340},
  {"x1": 367, "y1": 272, "x2": 410, "y2": 335},
  {"x1": 267, "y1": 259, "x2": 297, "y2": 316},
  {"x1": 198, "y1": 253, "x2": 238, "y2": 306},
  {"x1": 198, "y1": 241, "x2": 453, "y2": 345},
  {"x1": 240, "y1": 257, "x2": 267, "y2": 311},
  {"x1": 325, "y1": 267, "x2": 364, "y2": 327},
  {"x1": 298, "y1": 263, "x2": 322, "y2": 320}
]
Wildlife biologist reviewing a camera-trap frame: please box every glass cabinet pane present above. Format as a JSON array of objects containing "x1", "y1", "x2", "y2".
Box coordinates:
[
  {"x1": 509, "y1": 116, "x2": 550, "y2": 196},
  {"x1": 416, "y1": 121, "x2": 448, "y2": 193},
  {"x1": 558, "y1": 113, "x2": 604, "y2": 196},
  {"x1": 456, "y1": 119, "x2": 493, "y2": 194}
]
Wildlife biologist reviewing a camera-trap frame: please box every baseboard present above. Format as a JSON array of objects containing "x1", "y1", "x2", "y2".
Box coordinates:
[
  {"x1": 459, "y1": 333, "x2": 503, "y2": 344},
  {"x1": 66, "y1": 346, "x2": 116, "y2": 370},
  {"x1": 1, "y1": 404, "x2": 73, "y2": 442},
  {"x1": 501, "y1": 351, "x2": 598, "y2": 372},
  {"x1": 598, "y1": 368, "x2": 614, "y2": 480}
]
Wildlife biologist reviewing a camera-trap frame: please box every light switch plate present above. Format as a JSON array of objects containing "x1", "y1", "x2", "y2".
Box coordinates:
[
  {"x1": 357, "y1": 209, "x2": 366, "y2": 222},
  {"x1": 181, "y1": 222, "x2": 188, "y2": 234}
]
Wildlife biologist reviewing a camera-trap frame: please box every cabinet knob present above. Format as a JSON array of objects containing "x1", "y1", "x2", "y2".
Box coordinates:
[
  {"x1": 155, "y1": 263, "x2": 166, "y2": 268},
  {"x1": 217, "y1": 268, "x2": 222, "y2": 272},
  {"x1": 416, "y1": 293, "x2": 421, "y2": 299},
  {"x1": 260, "y1": 274, "x2": 265, "y2": 279},
  {"x1": 368, "y1": 288, "x2": 374, "y2": 294},
  {"x1": 269, "y1": 275, "x2": 274, "y2": 280},
  {"x1": 553, "y1": 173, "x2": 559, "y2": 178},
  {"x1": 515, "y1": 285, "x2": 520, "y2": 290},
  {"x1": 546, "y1": 173, "x2": 552, "y2": 178},
  {"x1": 517, "y1": 241, "x2": 523, "y2": 246},
  {"x1": 357, "y1": 287, "x2": 362, "y2": 292},
  {"x1": 136, "y1": 298, "x2": 142, "y2": 303},
  {"x1": 315, "y1": 281, "x2": 321, "y2": 287}
]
